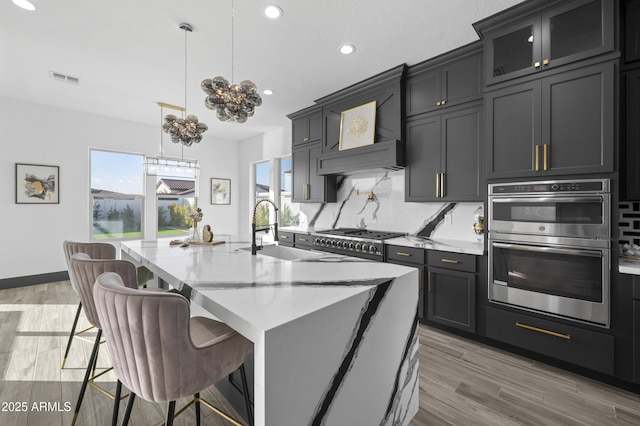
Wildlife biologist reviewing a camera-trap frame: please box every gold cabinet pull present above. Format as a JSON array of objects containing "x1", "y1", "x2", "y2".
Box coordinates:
[
  {"x1": 441, "y1": 100, "x2": 446, "y2": 105},
  {"x1": 436, "y1": 101, "x2": 441, "y2": 106},
  {"x1": 280, "y1": 235, "x2": 289, "y2": 239},
  {"x1": 543, "y1": 59, "x2": 550, "y2": 66},
  {"x1": 543, "y1": 143, "x2": 548, "y2": 171},
  {"x1": 428, "y1": 272, "x2": 432, "y2": 292},
  {"x1": 535, "y1": 145, "x2": 540, "y2": 171},
  {"x1": 435, "y1": 173, "x2": 440, "y2": 198},
  {"x1": 534, "y1": 61, "x2": 541, "y2": 68},
  {"x1": 396, "y1": 251, "x2": 412, "y2": 257},
  {"x1": 440, "y1": 173, "x2": 445, "y2": 198},
  {"x1": 303, "y1": 137, "x2": 309, "y2": 142},
  {"x1": 516, "y1": 322, "x2": 571, "y2": 340},
  {"x1": 303, "y1": 184, "x2": 310, "y2": 200},
  {"x1": 441, "y1": 258, "x2": 459, "y2": 264},
  {"x1": 299, "y1": 237, "x2": 308, "y2": 242}
]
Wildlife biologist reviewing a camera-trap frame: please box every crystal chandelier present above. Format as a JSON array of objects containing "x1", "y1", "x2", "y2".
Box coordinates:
[
  {"x1": 201, "y1": 0, "x2": 262, "y2": 123},
  {"x1": 163, "y1": 23, "x2": 208, "y2": 146}
]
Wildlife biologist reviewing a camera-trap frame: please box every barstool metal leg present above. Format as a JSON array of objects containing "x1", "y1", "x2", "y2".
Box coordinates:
[
  {"x1": 62, "y1": 302, "x2": 82, "y2": 369},
  {"x1": 240, "y1": 364, "x2": 253, "y2": 426},
  {"x1": 71, "y1": 329, "x2": 102, "y2": 426},
  {"x1": 112, "y1": 380, "x2": 122, "y2": 426},
  {"x1": 195, "y1": 392, "x2": 201, "y2": 426},
  {"x1": 166, "y1": 400, "x2": 176, "y2": 426},
  {"x1": 122, "y1": 393, "x2": 136, "y2": 426}
]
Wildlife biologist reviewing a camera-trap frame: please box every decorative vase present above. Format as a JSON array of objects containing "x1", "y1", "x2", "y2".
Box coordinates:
[{"x1": 191, "y1": 221, "x2": 200, "y2": 241}]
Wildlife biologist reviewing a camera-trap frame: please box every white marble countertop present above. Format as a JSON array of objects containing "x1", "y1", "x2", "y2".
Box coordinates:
[
  {"x1": 619, "y1": 258, "x2": 640, "y2": 275},
  {"x1": 121, "y1": 236, "x2": 416, "y2": 338},
  {"x1": 384, "y1": 235, "x2": 485, "y2": 256}
]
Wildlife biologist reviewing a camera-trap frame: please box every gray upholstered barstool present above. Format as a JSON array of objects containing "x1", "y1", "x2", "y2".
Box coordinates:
[
  {"x1": 62, "y1": 240, "x2": 153, "y2": 369},
  {"x1": 68, "y1": 253, "x2": 140, "y2": 426},
  {"x1": 93, "y1": 271, "x2": 254, "y2": 426}
]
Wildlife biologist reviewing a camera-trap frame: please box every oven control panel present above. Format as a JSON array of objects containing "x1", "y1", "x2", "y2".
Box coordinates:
[{"x1": 490, "y1": 179, "x2": 609, "y2": 195}]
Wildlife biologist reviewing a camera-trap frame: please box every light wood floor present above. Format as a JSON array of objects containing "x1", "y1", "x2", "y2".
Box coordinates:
[{"x1": 2, "y1": 281, "x2": 640, "y2": 425}]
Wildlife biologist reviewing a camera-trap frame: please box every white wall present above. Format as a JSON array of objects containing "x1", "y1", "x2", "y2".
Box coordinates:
[
  {"x1": 0, "y1": 97, "x2": 240, "y2": 280},
  {"x1": 238, "y1": 127, "x2": 292, "y2": 241}
]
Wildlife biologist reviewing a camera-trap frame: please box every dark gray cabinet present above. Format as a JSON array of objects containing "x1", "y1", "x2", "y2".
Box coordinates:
[
  {"x1": 386, "y1": 245, "x2": 426, "y2": 320},
  {"x1": 292, "y1": 142, "x2": 336, "y2": 203},
  {"x1": 291, "y1": 106, "x2": 322, "y2": 146},
  {"x1": 406, "y1": 43, "x2": 483, "y2": 117},
  {"x1": 405, "y1": 103, "x2": 483, "y2": 201},
  {"x1": 486, "y1": 61, "x2": 615, "y2": 179},
  {"x1": 624, "y1": 69, "x2": 640, "y2": 199},
  {"x1": 478, "y1": 0, "x2": 615, "y2": 85},
  {"x1": 624, "y1": 0, "x2": 640, "y2": 64},
  {"x1": 427, "y1": 251, "x2": 477, "y2": 333}
]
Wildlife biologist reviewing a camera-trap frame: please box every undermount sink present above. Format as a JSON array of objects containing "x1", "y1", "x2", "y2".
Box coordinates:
[{"x1": 240, "y1": 244, "x2": 322, "y2": 261}]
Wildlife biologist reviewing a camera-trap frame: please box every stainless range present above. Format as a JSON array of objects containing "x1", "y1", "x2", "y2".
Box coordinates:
[{"x1": 312, "y1": 228, "x2": 407, "y2": 260}]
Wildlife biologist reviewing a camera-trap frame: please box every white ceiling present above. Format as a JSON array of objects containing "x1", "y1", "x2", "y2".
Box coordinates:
[{"x1": 0, "y1": 0, "x2": 524, "y2": 142}]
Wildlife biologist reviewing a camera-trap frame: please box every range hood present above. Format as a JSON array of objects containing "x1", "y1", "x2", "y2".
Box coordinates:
[{"x1": 316, "y1": 139, "x2": 405, "y2": 175}]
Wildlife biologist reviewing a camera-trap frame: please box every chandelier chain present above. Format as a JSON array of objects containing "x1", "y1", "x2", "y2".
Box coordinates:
[{"x1": 231, "y1": 0, "x2": 234, "y2": 83}]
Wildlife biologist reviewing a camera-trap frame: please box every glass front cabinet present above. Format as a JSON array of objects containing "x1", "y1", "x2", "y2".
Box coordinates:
[{"x1": 483, "y1": 0, "x2": 614, "y2": 85}]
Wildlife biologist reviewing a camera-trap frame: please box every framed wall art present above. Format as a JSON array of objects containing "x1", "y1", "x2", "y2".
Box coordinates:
[
  {"x1": 211, "y1": 178, "x2": 231, "y2": 205},
  {"x1": 15, "y1": 163, "x2": 59, "y2": 204},
  {"x1": 339, "y1": 100, "x2": 377, "y2": 151}
]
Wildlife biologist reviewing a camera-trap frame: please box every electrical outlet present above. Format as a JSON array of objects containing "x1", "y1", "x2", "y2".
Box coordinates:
[{"x1": 444, "y1": 213, "x2": 452, "y2": 225}]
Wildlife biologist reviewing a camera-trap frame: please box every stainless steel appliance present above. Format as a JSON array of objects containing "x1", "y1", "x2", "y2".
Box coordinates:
[
  {"x1": 312, "y1": 228, "x2": 406, "y2": 260},
  {"x1": 488, "y1": 178, "x2": 611, "y2": 327}
]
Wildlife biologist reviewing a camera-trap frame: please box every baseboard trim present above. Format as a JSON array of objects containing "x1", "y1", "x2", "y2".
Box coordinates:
[{"x1": 0, "y1": 271, "x2": 69, "y2": 290}]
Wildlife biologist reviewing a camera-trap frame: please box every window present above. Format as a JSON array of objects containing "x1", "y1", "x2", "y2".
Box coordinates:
[
  {"x1": 156, "y1": 177, "x2": 196, "y2": 237},
  {"x1": 279, "y1": 156, "x2": 300, "y2": 227},
  {"x1": 91, "y1": 150, "x2": 144, "y2": 240},
  {"x1": 254, "y1": 160, "x2": 271, "y2": 228}
]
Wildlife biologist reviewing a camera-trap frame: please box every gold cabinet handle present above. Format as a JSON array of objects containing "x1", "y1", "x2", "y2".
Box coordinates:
[
  {"x1": 543, "y1": 143, "x2": 548, "y2": 171},
  {"x1": 303, "y1": 137, "x2": 309, "y2": 142},
  {"x1": 303, "y1": 183, "x2": 310, "y2": 200},
  {"x1": 534, "y1": 61, "x2": 541, "y2": 68},
  {"x1": 441, "y1": 258, "x2": 459, "y2": 264},
  {"x1": 441, "y1": 100, "x2": 446, "y2": 105},
  {"x1": 396, "y1": 251, "x2": 412, "y2": 257},
  {"x1": 543, "y1": 59, "x2": 549, "y2": 66},
  {"x1": 299, "y1": 237, "x2": 308, "y2": 242},
  {"x1": 516, "y1": 322, "x2": 571, "y2": 340},
  {"x1": 435, "y1": 173, "x2": 440, "y2": 198},
  {"x1": 428, "y1": 272, "x2": 432, "y2": 292},
  {"x1": 535, "y1": 145, "x2": 540, "y2": 171},
  {"x1": 440, "y1": 173, "x2": 445, "y2": 198},
  {"x1": 436, "y1": 101, "x2": 441, "y2": 106},
  {"x1": 280, "y1": 235, "x2": 289, "y2": 239}
]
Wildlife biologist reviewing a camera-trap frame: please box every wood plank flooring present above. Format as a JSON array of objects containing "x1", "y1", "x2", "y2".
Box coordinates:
[{"x1": 2, "y1": 280, "x2": 640, "y2": 425}]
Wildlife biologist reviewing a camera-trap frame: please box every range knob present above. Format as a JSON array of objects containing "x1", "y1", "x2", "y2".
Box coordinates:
[
  {"x1": 369, "y1": 245, "x2": 377, "y2": 254},
  {"x1": 361, "y1": 244, "x2": 369, "y2": 252},
  {"x1": 551, "y1": 184, "x2": 560, "y2": 191},
  {"x1": 320, "y1": 239, "x2": 326, "y2": 246},
  {"x1": 336, "y1": 241, "x2": 343, "y2": 248},
  {"x1": 330, "y1": 239, "x2": 336, "y2": 247},
  {"x1": 314, "y1": 238, "x2": 320, "y2": 245},
  {"x1": 355, "y1": 243, "x2": 361, "y2": 251},
  {"x1": 348, "y1": 242, "x2": 355, "y2": 249}
]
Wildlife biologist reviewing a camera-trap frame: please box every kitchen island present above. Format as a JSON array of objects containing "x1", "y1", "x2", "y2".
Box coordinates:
[{"x1": 120, "y1": 236, "x2": 419, "y2": 426}]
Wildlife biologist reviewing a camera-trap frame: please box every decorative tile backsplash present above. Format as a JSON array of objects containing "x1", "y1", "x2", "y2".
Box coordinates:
[
  {"x1": 297, "y1": 170, "x2": 483, "y2": 242},
  {"x1": 619, "y1": 202, "x2": 640, "y2": 246}
]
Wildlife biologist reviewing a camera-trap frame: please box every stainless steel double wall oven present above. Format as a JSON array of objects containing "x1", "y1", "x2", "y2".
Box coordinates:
[{"x1": 488, "y1": 179, "x2": 611, "y2": 328}]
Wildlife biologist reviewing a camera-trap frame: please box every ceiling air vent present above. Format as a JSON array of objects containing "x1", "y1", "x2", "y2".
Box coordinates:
[{"x1": 49, "y1": 71, "x2": 80, "y2": 85}]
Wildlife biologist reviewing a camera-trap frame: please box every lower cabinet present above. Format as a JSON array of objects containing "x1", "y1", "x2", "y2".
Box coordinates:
[
  {"x1": 277, "y1": 231, "x2": 294, "y2": 247},
  {"x1": 386, "y1": 245, "x2": 426, "y2": 320},
  {"x1": 293, "y1": 233, "x2": 314, "y2": 250},
  {"x1": 486, "y1": 306, "x2": 614, "y2": 375},
  {"x1": 427, "y1": 251, "x2": 477, "y2": 333}
]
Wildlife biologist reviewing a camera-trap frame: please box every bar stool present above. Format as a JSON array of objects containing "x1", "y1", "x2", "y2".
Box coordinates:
[
  {"x1": 68, "y1": 253, "x2": 140, "y2": 426},
  {"x1": 62, "y1": 241, "x2": 153, "y2": 369},
  {"x1": 93, "y1": 271, "x2": 254, "y2": 426}
]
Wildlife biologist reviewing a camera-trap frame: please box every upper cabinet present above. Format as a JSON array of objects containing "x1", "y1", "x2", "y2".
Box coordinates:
[
  {"x1": 291, "y1": 105, "x2": 322, "y2": 146},
  {"x1": 624, "y1": 0, "x2": 640, "y2": 64},
  {"x1": 406, "y1": 42, "x2": 483, "y2": 117},
  {"x1": 476, "y1": 0, "x2": 615, "y2": 86},
  {"x1": 486, "y1": 61, "x2": 615, "y2": 179}
]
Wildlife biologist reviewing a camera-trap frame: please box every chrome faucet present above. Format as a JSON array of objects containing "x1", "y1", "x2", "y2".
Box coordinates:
[{"x1": 251, "y1": 199, "x2": 279, "y2": 255}]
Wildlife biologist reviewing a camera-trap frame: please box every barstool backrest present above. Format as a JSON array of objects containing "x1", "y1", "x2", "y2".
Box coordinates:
[{"x1": 63, "y1": 241, "x2": 116, "y2": 291}]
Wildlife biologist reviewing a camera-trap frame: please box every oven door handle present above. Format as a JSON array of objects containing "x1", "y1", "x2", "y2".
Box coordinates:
[
  {"x1": 491, "y1": 196, "x2": 604, "y2": 204},
  {"x1": 492, "y1": 242, "x2": 603, "y2": 258}
]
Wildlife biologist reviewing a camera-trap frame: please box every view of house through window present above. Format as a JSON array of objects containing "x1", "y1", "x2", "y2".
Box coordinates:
[
  {"x1": 279, "y1": 156, "x2": 300, "y2": 227},
  {"x1": 156, "y1": 177, "x2": 196, "y2": 237},
  {"x1": 90, "y1": 149, "x2": 144, "y2": 240}
]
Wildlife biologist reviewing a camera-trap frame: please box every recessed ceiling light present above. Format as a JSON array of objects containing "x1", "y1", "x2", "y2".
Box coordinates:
[
  {"x1": 339, "y1": 44, "x2": 356, "y2": 55},
  {"x1": 264, "y1": 5, "x2": 283, "y2": 20},
  {"x1": 263, "y1": 89, "x2": 273, "y2": 96},
  {"x1": 12, "y1": 0, "x2": 36, "y2": 10}
]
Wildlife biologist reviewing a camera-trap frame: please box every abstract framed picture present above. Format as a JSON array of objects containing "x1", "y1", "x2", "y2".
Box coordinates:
[
  {"x1": 15, "y1": 163, "x2": 59, "y2": 204},
  {"x1": 211, "y1": 178, "x2": 231, "y2": 205},
  {"x1": 339, "y1": 100, "x2": 377, "y2": 151}
]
